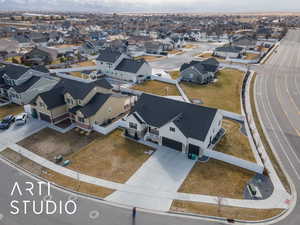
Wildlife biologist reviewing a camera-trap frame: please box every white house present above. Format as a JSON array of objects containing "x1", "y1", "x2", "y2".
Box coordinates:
[{"x1": 124, "y1": 93, "x2": 223, "y2": 157}]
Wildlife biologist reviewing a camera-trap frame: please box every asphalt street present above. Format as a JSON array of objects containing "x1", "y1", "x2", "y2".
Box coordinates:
[{"x1": 254, "y1": 29, "x2": 300, "y2": 225}]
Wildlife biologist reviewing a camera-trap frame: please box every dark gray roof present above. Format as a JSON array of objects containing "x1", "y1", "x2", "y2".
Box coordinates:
[
  {"x1": 96, "y1": 49, "x2": 122, "y2": 63},
  {"x1": 13, "y1": 76, "x2": 41, "y2": 93},
  {"x1": 72, "y1": 93, "x2": 111, "y2": 117},
  {"x1": 61, "y1": 78, "x2": 112, "y2": 100},
  {"x1": 180, "y1": 58, "x2": 219, "y2": 73},
  {"x1": 38, "y1": 87, "x2": 65, "y2": 110},
  {"x1": 31, "y1": 65, "x2": 49, "y2": 73},
  {"x1": 115, "y1": 58, "x2": 146, "y2": 73},
  {"x1": 2, "y1": 64, "x2": 30, "y2": 80},
  {"x1": 215, "y1": 45, "x2": 243, "y2": 53},
  {"x1": 131, "y1": 94, "x2": 218, "y2": 141}
]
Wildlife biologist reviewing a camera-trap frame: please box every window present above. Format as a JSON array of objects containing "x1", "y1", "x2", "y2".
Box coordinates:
[
  {"x1": 170, "y1": 127, "x2": 175, "y2": 132},
  {"x1": 129, "y1": 122, "x2": 137, "y2": 130},
  {"x1": 78, "y1": 117, "x2": 85, "y2": 123},
  {"x1": 39, "y1": 102, "x2": 44, "y2": 107}
]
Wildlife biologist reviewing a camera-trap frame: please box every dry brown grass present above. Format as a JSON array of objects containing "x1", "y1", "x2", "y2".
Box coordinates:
[
  {"x1": 0, "y1": 149, "x2": 113, "y2": 198},
  {"x1": 181, "y1": 68, "x2": 244, "y2": 113},
  {"x1": 0, "y1": 104, "x2": 24, "y2": 119},
  {"x1": 171, "y1": 201, "x2": 283, "y2": 221},
  {"x1": 53, "y1": 44, "x2": 80, "y2": 48},
  {"x1": 216, "y1": 120, "x2": 256, "y2": 162},
  {"x1": 168, "y1": 70, "x2": 181, "y2": 80},
  {"x1": 132, "y1": 80, "x2": 180, "y2": 96},
  {"x1": 198, "y1": 53, "x2": 225, "y2": 62},
  {"x1": 244, "y1": 53, "x2": 260, "y2": 60},
  {"x1": 183, "y1": 44, "x2": 196, "y2": 49},
  {"x1": 18, "y1": 128, "x2": 100, "y2": 160},
  {"x1": 66, "y1": 129, "x2": 153, "y2": 183},
  {"x1": 134, "y1": 55, "x2": 163, "y2": 62},
  {"x1": 42, "y1": 170, "x2": 114, "y2": 198},
  {"x1": 177, "y1": 159, "x2": 255, "y2": 199},
  {"x1": 168, "y1": 50, "x2": 184, "y2": 55},
  {"x1": 72, "y1": 60, "x2": 96, "y2": 67}
]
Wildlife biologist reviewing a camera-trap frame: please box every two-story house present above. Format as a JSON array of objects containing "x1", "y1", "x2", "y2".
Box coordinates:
[
  {"x1": 124, "y1": 93, "x2": 223, "y2": 157},
  {"x1": 0, "y1": 64, "x2": 59, "y2": 105},
  {"x1": 31, "y1": 78, "x2": 133, "y2": 130}
]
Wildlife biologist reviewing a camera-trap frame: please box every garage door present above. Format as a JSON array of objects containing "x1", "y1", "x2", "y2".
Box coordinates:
[
  {"x1": 162, "y1": 137, "x2": 182, "y2": 151},
  {"x1": 39, "y1": 113, "x2": 51, "y2": 123},
  {"x1": 188, "y1": 144, "x2": 200, "y2": 156}
]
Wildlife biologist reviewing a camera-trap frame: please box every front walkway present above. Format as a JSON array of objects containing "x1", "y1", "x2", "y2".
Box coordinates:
[{"x1": 105, "y1": 147, "x2": 196, "y2": 210}]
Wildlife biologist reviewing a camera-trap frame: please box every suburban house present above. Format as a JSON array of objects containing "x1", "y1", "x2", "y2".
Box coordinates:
[
  {"x1": 231, "y1": 35, "x2": 257, "y2": 50},
  {"x1": 0, "y1": 64, "x2": 59, "y2": 105},
  {"x1": 31, "y1": 78, "x2": 134, "y2": 130},
  {"x1": 180, "y1": 58, "x2": 219, "y2": 84},
  {"x1": 213, "y1": 45, "x2": 244, "y2": 58},
  {"x1": 124, "y1": 93, "x2": 223, "y2": 157},
  {"x1": 96, "y1": 48, "x2": 152, "y2": 83},
  {"x1": 21, "y1": 46, "x2": 59, "y2": 65}
]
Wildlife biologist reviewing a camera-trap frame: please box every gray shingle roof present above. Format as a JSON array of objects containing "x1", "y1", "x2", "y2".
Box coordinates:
[
  {"x1": 2, "y1": 64, "x2": 30, "y2": 80},
  {"x1": 115, "y1": 58, "x2": 146, "y2": 73},
  {"x1": 215, "y1": 45, "x2": 243, "y2": 53},
  {"x1": 131, "y1": 94, "x2": 218, "y2": 141},
  {"x1": 13, "y1": 76, "x2": 41, "y2": 93},
  {"x1": 96, "y1": 49, "x2": 122, "y2": 63}
]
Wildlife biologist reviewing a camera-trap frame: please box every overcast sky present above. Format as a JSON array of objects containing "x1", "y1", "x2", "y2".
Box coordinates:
[{"x1": 1, "y1": 0, "x2": 300, "y2": 12}]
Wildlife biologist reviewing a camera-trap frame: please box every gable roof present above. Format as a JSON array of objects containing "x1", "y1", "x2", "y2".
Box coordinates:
[
  {"x1": 180, "y1": 58, "x2": 219, "y2": 73},
  {"x1": 96, "y1": 48, "x2": 122, "y2": 63},
  {"x1": 130, "y1": 93, "x2": 218, "y2": 141},
  {"x1": 71, "y1": 93, "x2": 111, "y2": 117},
  {"x1": 13, "y1": 76, "x2": 41, "y2": 93},
  {"x1": 61, "y1": 78, "x2": 112, "y2": 100},
  {"x1": 115, "y1": 58, "x2": 146, "y2": 73},
  {"x1": 215, "y1": 45, "x2": 243, "y2": 53},
  {"x1": 37, "y1": 87, "x2": 65, "y2": 110},
  {"x1": 2, "y1": 64, "x2": 30, "y2": 80}
]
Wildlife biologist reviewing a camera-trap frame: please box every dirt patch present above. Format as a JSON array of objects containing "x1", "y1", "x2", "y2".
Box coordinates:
[
  {"x1": 171, "y1": 201, "x2": 284, "y2": 221},
  {"x1": 244, "y1": 53, "x2": 260, "y2": 60},
  {"x1": 178, "y1": 159, "x2": 255, "y2": 199},
  {"x1": 0, "y1": 104, "x2": 24, "y2": 119},
  {"x1": 216, "y1": 119, "x2": 256, "y2": 162},
  {"x1": 168, "y1": 70, "x2": 181, "y2": 80},
  {"x1": 66, "y1": 129, "x2": 153, "y2": 183},
  {"x1": 132, "y1": 80, "x2": 180, "y2": 96},
  {"x1": 181, "y1": 68, "x2": 244, "y2": 113},
  {"x1": 18, "y1": 128, "x2": 100, "y2": 160}
]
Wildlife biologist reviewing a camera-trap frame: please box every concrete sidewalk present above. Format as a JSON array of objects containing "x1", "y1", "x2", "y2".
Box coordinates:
[
  {"x1": 5, "y1": 143, "x2": 290, "y2": 211},
  {"x1": 106, "y1": 147, "x2": 196, "y2": 210}
]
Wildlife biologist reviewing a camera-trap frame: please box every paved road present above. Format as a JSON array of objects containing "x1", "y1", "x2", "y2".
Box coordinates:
[{"x1": 254, "y1": 29, "x2": 300, "y2": 225}]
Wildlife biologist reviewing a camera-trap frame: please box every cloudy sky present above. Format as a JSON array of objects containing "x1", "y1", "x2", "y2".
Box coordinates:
[{"x1": 0, "y1": 0, "x2": 299, "y2": 12}]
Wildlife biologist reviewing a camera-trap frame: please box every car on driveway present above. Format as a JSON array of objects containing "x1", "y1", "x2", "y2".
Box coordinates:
[
  {"x1": 0, "y1": 115, "x2": 15, "y2": 130},
  {"x1": 15, "y1": 113, "x2": 28, "y2": 126}
]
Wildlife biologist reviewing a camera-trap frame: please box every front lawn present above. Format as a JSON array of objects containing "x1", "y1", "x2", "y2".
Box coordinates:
[
  {"x1": 168, "y1": 70, "x2": 181, "y2": 80},
  {"x1": 244, "y1": 53, "x2": 260, "y2": 60},
  {"x1": 132, "y1": 80, "x2": 181, "y2": 96},
  {"x1": 181, "y1": 68, "x2": 245, "y2": 113},
  {"x1": 134, "y1": 55, "x2": 163, "y2": 62},
  {"x1": 177, "y1": 159, "x2": 255, "y2": 199},
  {"x1": 65, "y1": 129, "x2": 153, "y2": 183}
]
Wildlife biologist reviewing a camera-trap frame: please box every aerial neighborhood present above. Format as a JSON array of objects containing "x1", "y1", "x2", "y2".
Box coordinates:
[{"x1": 0, "y1": 10, "x2": 295, "y2": 223}]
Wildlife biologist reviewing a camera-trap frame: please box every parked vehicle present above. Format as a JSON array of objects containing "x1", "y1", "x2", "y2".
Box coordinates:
[
  {"x1": 15, "y1": 113, "x2": 28, "y2": 126},
  {"x1": 0, "y1": 115, "x2": 15, "y2": 129}
]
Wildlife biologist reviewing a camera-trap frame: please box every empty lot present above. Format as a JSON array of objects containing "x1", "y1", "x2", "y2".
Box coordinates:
[{"x1": 18, "y1": 128, "x2": 100, "y2": 160}]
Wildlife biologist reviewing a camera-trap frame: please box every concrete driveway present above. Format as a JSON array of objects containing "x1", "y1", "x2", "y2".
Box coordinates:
[
  {"x1": 0, "y1": 117, "x2": 47, "y2": 149},
  {"x1": 106, "y1": 147, "x2": 196, "y2": 211}
]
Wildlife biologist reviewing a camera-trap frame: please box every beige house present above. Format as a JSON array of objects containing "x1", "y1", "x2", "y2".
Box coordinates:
[{"x1": 31, "y1": 78, "x2": 133, "y2": 130}]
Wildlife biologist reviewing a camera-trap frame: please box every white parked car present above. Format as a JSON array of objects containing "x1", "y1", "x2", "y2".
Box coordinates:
[{"x1": 15, "y1": 113, "x2": 28, "y2": 126}]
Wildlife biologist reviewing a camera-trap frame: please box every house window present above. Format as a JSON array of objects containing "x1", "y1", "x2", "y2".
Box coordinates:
[
  {"x1": 129, "y1": 122, "x2": 137, "y2": 130},
  {"x1": 66, "y1": 98, "x2": 73, "y2": 105},
  {"x1": 78, "y1": 117, "x2": 85, "y2": 123},
  {"x1": 170, "y1": 127, "x2": 175, "y2": 132}
]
